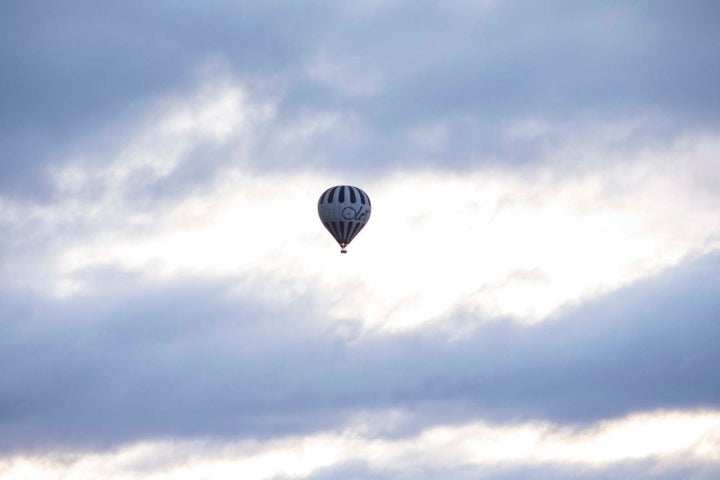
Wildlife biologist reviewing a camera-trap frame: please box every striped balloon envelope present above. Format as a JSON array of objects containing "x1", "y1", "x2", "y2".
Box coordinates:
[{"x1": 318, "y1": 185, "x2": 371, "y2": 253}]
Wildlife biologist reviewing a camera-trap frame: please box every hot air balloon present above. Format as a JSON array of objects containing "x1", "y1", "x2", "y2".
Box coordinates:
[{"x1": 318, "y1": 185, "x2": 371, "y2": 253}]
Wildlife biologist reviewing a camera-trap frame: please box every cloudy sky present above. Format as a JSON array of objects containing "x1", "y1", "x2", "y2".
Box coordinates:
[{"x1": 1, "y1": 0, "x2": 720, "y2": 478}]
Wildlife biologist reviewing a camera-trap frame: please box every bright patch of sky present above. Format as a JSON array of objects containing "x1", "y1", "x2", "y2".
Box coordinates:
[
  {"x1": 2, "y1": 78, "x2": 718, "y2": 331},
  {"x1": 1, "y1": 410, "x2": 718, "y2": 479}
]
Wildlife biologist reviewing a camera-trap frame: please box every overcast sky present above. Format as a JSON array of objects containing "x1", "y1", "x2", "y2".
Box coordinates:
[{"x1": 1, "y1": 1, "x2": 720, "y2": 478}]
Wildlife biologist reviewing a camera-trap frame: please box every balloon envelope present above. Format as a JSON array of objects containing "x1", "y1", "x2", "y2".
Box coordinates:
[{"x1": 318, "y1": 185, "x2": 371, "y2": 253}]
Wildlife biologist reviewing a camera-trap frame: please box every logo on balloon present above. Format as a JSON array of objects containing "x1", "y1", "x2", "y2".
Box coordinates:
[{"x1": 342, "y1": 206, "x2": 369, "y2": 221}]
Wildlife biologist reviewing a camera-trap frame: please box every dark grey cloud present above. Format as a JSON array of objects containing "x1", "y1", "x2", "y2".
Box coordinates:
[
  {"x1": 2, "y1": 0, "x2": 719, "y2": 196},
  {"x1": 314, "y1": 0, "x2": 720, "y2": 173},
  {"x1": 1, "y1": 250, "x2": 719, "y2": 453},
  {"x1": 367, "y1": 0, "x2": 720, "y2": 119},
  {"x1": 0, "y1": 0, "x2": 332, "y2": 195}
]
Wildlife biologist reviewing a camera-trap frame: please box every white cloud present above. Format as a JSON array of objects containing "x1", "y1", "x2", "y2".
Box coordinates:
[
  {"x1": 1, "y1": 409, "x2": 718, "y2": 479},
  {"x1": 2, "y1": 77, "x2": 719, "y2": 331}
]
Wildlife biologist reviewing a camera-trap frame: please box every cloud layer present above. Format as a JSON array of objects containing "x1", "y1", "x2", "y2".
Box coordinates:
[
  {"x1": 1, "y1": 0, "x2": 719, "y2": 478},
  {"x1": 1, "y1": 249, "x2": 719, "y2": 454}
]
